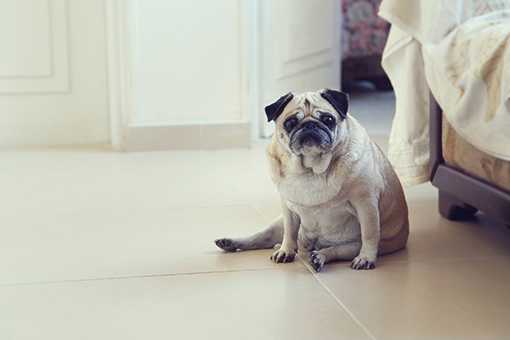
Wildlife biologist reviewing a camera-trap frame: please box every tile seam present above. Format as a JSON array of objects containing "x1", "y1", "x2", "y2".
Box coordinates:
[
  {"x1": 0, "y1": 266, "x2": 301, "y2": 288},
  {"x1": 296, "y1": 256, "x2": 377, "y2": 340}
]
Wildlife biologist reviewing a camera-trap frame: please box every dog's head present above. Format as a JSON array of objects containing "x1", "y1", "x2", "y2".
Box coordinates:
[{"x1": 265, "y1": 89, "x2": 349, "y2": 155}]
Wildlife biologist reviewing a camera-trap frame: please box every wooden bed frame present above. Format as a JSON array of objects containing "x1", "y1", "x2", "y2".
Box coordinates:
[{"x1": 429, "y1": 92, "x2": 510, "y2": 225}]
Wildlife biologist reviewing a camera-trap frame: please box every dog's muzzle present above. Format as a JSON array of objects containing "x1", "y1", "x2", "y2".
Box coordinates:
[{"x1": 290, "y1": 121, "x2": 332, "y2": 152}]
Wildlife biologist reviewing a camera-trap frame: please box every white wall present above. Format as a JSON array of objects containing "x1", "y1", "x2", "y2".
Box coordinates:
[
  {"x1": 127, "y1": 0, "x2": 250, "y2": 150},
  {"x1": 131, "y1": 0, "x2": 247, "y2": 124}
]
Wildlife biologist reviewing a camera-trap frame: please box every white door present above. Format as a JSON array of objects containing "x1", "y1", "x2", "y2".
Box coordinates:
[
  {"x1": 249, "y1": 0, "x2": 341, "y2": 138},
  {"x1": 0, "y1": 0, "x2": 110, "y2": 147}
]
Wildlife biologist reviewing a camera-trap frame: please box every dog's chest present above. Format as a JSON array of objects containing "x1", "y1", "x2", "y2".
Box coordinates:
[{"x1": 277, "y1": 171, "x2": 339, "y2": 207}]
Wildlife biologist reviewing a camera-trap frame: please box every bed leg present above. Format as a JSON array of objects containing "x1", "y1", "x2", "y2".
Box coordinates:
[{"x1": 438, "y1": 190, "x2": 478, "y2": 221}]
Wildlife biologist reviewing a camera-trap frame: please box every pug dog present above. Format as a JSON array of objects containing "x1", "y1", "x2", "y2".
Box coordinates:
[{"x1": 215, "y1": 89, "x2": 409, "y2": 271}]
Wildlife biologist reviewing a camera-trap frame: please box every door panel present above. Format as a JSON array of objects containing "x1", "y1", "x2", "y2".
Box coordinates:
[
  {"x1": 276, "y1": 0, "x2": 337, "y2": 78},
  {"x1": 0, "y1": 0, "x2": 69, "y2": 93},
  {"x1": 0, "y1": 0, "x2": 109, "y2": 147},
  {"x1": 256, "y1": 0, "x2": 341, "y2": 137}
]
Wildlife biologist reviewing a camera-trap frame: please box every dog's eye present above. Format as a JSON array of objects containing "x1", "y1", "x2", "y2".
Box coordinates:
[
  {"x1": 284, "y1": 119, "x2": 298, "y2": 131},
  {"x1": 322, "y1": 116, "x2": 335, "y2": 127}
]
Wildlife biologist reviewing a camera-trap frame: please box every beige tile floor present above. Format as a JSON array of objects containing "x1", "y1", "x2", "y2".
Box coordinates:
[{"x1": 2, "y1": 89, "x2": 510, "y2": 339}]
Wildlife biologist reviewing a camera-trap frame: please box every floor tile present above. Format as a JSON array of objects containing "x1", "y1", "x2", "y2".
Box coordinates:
[
  {"x1": 345, "y1": 84, "x2": 396, "y2": 136},
  {"x1": 203, "y1": 140, "x2": 282, "y2": 224},
  {"x1": 376, "y1": 199, "x2": 510, "y2": 265},
  {"x1": 0, "y1": 147, "x2": 248, "y2": 216},
  {"x1": 403, "y1": 181, "x2": 439, "y2": 202},
  {"x1": 0, "y1": 267, "x2": 373, "y2": 340},
  {"x1": 0, "y1": 206, "x2": 304, "y2": 285},
  {"x1": 315, "y1": 258, "x2": 510, "y2": 340}
]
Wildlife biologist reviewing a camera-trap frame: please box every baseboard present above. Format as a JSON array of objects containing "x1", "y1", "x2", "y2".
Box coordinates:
[{"x1": 129, "y1": 121, "x2": 252, "y2": 151}]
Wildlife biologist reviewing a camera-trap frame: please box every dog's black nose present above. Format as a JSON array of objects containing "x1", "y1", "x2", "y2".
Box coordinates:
[{"x1": 304, "y1": 121, "x2": 318, "y2": 130}]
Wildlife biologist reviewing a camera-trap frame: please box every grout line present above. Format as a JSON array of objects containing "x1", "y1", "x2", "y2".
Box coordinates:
[
  {"x1": 297, "y1": 256, "x2": 377, "y2": 340},
  {"x1": 324, "y1": 255, "x2": 510, "y2": 268},
  {"x1": 315, "y1": 275, "x2": 378, "y2": 340},
  {"x1": 0, "y1": 266, "x2": 295, "y2": 288}
]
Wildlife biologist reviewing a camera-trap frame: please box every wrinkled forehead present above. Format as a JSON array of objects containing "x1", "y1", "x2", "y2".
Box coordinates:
[{"x1": 286, "y1": 92, "x2": 332, "y2": 115}]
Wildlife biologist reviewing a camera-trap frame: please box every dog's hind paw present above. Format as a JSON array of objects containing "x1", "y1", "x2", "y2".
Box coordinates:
[
  {"x1": 351, "y1": 256, "x2": 376, "y2": 270},
  {"x1": 308, "y1": 251, "x2": 325, "y2": 272},
  {"x1": 214, "y1": 238, "x2": 237, "y2": 252}
]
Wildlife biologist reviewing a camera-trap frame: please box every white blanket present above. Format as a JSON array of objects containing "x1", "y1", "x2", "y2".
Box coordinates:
[{"x1": 379, "y1": 0, "x2": 510, "y2": 187}]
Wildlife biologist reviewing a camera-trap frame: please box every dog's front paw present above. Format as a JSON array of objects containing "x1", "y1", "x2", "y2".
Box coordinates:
[
  {"x1": 270, "y1": 248, "x2": 297, "y2": 263},
  {"x1": 214, "y1": 238, "x2": 237, "y2": 252},
  {"x1": 308, "y1": 251, "x2": 325, "y2": 272},
  {"x1": 351, "y1": 256, "x2": 376, "y2": 270}
]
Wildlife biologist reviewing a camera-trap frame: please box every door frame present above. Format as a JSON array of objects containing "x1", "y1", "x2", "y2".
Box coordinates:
[{"x1": 105, "y1": 0, "x2": 133, "y2": 151}]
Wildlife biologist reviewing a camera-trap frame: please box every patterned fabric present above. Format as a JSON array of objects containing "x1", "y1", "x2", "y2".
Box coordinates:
[
  {"x1": 442, "y1": 116, "x2": 510, "y2": 191},
  {"x1": 379, "y1": 0, "x2": 510, "y2": 186},
  {"x1": 474, "y1": 0, "x2": 510, "y2": 16},
  {"x1": 342, "y1": 0, "x2": 390, "y2": 60}
]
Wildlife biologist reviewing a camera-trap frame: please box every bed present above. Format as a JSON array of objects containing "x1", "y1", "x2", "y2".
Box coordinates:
[{"x1": 379, "y1": 0, "x2": 510, "y2": 225}]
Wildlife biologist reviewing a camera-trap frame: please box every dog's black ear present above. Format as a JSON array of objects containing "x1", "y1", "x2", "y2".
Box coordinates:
[
  {"x1": 265, "y1": 92, "x2": 294, "y2": 122},
  {"x1": 320, "y1": 89, "x2": 349, "y2": 119}
]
